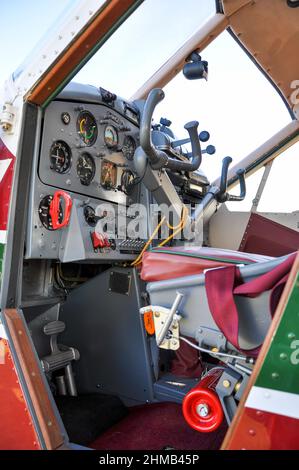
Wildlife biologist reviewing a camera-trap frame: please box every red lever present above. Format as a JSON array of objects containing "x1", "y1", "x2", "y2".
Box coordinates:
[{"x1": 49, "y1": 191, "x2": 72, "y2": 230}]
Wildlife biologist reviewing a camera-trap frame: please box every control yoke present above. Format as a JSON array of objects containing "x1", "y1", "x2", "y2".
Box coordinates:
[
  {"x1": 217, "y1": 157, "x2": 246, "y2": 203},
  {"x1": 140, "y1": 88, "x2": 203, "y2": 172},
  {"x1": 137, "y1": 88, "x2": 246, "y2": 235}
]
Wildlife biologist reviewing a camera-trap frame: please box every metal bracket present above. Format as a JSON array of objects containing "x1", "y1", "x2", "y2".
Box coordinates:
[
  {"x1": 196, "y1": 326, "x2": 228, "y2": 351},
  {"x1": 0, "y1": 103, "x2": 17, "y2": 134},
  {"x1": 216, "y1": 363, "x2": 250, "y2": 425},
  {"x1": 251, "y1": 161, "x2": 273, "y2": 213},
  {"x1": 140, "y1": 292, "x2": 184, "y2": 351}
]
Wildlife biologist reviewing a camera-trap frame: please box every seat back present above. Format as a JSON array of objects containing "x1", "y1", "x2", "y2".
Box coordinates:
[{"x1": 146, "y1": 255, "x2": 290, "y2": 352}]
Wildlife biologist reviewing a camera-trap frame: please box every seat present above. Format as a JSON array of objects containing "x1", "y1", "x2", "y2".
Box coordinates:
[
  {"x1": 140, "y1": 246, "x2": 272, "y2": 282},
  {"x1": 142, "y1": 246, "x2": 294, "y2": 353}
]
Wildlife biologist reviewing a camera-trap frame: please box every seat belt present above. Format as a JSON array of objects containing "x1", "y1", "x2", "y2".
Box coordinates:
[{"x1": 205, "y1": 253, "x2": 296, "y2": 357}]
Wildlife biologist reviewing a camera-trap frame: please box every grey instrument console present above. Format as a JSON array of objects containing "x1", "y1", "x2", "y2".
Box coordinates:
[
  {"x1": 26, "y1": 84, "x2": 146, "y2": 263},
  {"x1": 39, "y1": 100, "x2": 139, "y2": 205}
]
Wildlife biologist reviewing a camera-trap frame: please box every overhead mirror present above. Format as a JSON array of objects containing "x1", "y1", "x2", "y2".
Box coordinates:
[{"x1": 183, "y1": 51, "x2": 208, "y2": 81}]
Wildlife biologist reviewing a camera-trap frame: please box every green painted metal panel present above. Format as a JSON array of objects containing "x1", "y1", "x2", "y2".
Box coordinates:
[{"x1": 255, "y1": 272, "x2": 299, "y2": 395}]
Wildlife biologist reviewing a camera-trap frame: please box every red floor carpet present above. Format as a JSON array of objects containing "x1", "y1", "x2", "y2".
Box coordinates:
[{"x1": 91, "y1": 402, "x2": 227, "y2": 451}]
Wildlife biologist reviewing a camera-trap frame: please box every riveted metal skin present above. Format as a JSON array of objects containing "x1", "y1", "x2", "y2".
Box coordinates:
[
  {"x1": 0, "y1": 139, "x2": 15, "y2": 276},
  {"x1": 0, "y1": 339, "x2": 40, "y2": 449}
]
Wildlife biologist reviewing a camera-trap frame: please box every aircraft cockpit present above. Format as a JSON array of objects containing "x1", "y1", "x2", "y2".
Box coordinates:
[{"x1": 1, "y1": 0, "x2": 299, "y2": 451}]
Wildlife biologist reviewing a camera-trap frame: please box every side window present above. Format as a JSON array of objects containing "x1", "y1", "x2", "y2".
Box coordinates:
[{"x1": 257, "y1": 140, "x2": 299, "y2": 213}]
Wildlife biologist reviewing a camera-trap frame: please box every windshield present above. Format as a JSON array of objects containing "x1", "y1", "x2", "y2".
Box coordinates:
[
  {"x1": 74, "y1": 0, "x2": 216, "y2": 97},
  {"x1": 154, "y1": 31, "x2": 291, "y2": 181}
]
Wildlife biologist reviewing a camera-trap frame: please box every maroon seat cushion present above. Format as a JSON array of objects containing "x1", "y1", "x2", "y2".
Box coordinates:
[{"x1": 140, "y1": 246, "x2": 272, "y2": 282}]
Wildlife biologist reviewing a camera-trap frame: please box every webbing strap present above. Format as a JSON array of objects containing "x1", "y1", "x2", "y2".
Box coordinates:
[{"x1": 205, "y1": 253, "x2": 296, "y2": 357}]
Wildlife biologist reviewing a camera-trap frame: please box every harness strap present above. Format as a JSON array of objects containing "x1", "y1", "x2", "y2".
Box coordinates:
[{"x1": 205, "y1": 253, "x2": 296, "y2": 357}]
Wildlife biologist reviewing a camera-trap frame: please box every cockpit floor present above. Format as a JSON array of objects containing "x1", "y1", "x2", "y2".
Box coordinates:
[{"x1": 90, "y1": 402, "x2": 227, "y2": 451}]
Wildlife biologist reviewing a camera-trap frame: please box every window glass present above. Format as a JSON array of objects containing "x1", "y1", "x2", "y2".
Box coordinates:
[
  {"x1": 74, "y1": 0, "x2": 216, "y2": 97},
  {"x1": 155, "y1": 31, "x2": 291, "y2": 183},
  {"x1": 257, "y1": 140, "x2": 299, "y2": 213},
  {"x1": 226, "y1": 168, "x2": 264, "y2": 212}
]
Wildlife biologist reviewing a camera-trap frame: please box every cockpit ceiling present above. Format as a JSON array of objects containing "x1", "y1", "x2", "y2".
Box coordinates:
[{"x1": 222, "y1": 0, "x2": 299, "y2": 117}]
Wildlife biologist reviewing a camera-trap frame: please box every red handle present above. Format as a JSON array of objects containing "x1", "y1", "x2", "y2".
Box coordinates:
[{"x1": 49, "y1": 190, "x2": 72, "y2": 230}]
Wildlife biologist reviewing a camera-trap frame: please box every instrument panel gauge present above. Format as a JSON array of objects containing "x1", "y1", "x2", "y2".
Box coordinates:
[
  {"x1": 77, "y1": 111, "x2": 98, "y2": 146},
  {"x1": 101, "y1": 160, "x2": 117, "y2": 189},
  {"x1": 38, "y1": 195, "x2": 62, "y2": 230},
  {"x1": 104, "y1": 125, "x2": 118, "y2": 149},
  {"x1": 122, "y1": 136, "x2": 136, "y2": 161},
  {"x1": 77, "y1": 153, "x2": 96, "y2": 186},
  {"x1": 50, "y1": 140, "x2": 72, "y2": 173}
]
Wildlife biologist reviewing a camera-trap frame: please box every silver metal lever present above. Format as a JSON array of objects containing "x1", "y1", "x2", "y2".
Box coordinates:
[{"x1": 157, "y1": 292, "x2": 184, "y2": 346}]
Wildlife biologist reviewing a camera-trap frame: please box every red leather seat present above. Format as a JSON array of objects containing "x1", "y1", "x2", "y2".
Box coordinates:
[{"x1": 140, "y1": 246, "x2": 272, "y2": 282}]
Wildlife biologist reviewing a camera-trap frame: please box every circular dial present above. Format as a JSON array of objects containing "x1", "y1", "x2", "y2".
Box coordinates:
[
  {"x1": 77, "y1": 153, "x2": 96, "y2": 186},
  {"x1": 77, "y1": 111, "x2": 98, "y2": 146},
  {"x1": 122, "y1": 136, "x2": 136, "y2": 161},
  {"x1": 104, "y1": 125, "x2": 118, "y2": 149},
  {"x1": 50, "y1": 140, "x2": 72, "y2": 173},
  {"x1": 38, "y1": 195, "x2": 63, "y2": 230}
]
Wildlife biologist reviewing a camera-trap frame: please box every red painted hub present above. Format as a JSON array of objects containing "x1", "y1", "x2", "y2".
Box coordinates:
[{"x1": 183, "y1": 368, "x2": 224, "y2": 433}]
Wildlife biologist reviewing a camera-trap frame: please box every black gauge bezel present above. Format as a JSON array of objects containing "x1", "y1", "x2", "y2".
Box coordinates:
[
  {"x1": 77, "y1": 110, "x2": 98, "y2": 146},
  {"x1": 38, "y1": 195, "x2": 63, "y2": 230},
  {"x1": 49, "y1": 140, "x2": 72, "y2": 174},
  {"x1": 122, "y1": 135, "x2": 136, "y2": 161},
  {"x1": 104, "y1": 124, "x2": 119, "y2": 149},
  {"x1": 76, "y1": 152, "x2": 96, "y2": 186}
]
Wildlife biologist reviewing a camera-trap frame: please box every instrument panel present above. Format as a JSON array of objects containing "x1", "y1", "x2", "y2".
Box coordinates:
[
  {"x1": 25, "y1": 89, "x2": 146, "y2": 263},
  {"x1": 39, "y1": 100, "x2": 140, "y2": 206}
]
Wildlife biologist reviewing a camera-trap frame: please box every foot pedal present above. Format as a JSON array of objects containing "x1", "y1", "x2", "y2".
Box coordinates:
[{"x1": 41, "y1": 320, "x2": 80, "y2": 396}]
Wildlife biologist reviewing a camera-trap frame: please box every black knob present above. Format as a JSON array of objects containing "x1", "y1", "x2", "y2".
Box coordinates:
[
  {"x1": 205, "y1": 145, "x2": 216, "y2": 155},
  {"x1": 84, "y1": 206, "x2": 99, "y2": 227},
  {"x1": 199, "y1": 131, "x2": 210, "y2": 142},
  {"x1": 160, "y1": 117, "x2": 172, "y2": 127}
]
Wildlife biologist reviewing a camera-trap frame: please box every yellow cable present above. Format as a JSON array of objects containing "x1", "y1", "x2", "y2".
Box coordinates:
[
  {"x1": 131, "y1": 205, "x2": 189, "y2": 266},
  {"x1": 131, "y1": 216, "x2": 166, "y2": 266},
  {"x1": 165, "y1": 205, "x2": 188, "y2": 230},
  {"x1": 158, "y1": 206, "x2": 188, "y2": 248}
]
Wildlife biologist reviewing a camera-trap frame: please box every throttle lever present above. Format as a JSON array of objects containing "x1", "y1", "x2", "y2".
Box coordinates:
[
  {"x1": 227, "y1": 169, "x2": 246, "y2": 201},
  {"x1": 216, "y1": 157, "x2": 246, "y2": 203}
]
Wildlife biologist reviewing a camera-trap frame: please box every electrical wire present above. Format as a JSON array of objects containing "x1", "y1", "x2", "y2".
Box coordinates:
[
  {"x1": 131, "y1": 215, "x2": 166, "y2": 266},
  {"x1": 131, "y1": 205, "x2": 189, "y2": 266},
  {"x1": 179, "y1": 336, "x2": 252, "y2": 363},
  {"x1": 157, "y1": 205, "x2": 189, "y2": 248}
]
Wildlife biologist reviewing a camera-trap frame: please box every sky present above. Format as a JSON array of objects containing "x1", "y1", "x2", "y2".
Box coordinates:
[
  {"x1": 0, "y1": 0, "x2": 297, "y2": 213},
  {"x1": 0, "y1": 0, "x2": 72, "y2": 82}
]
